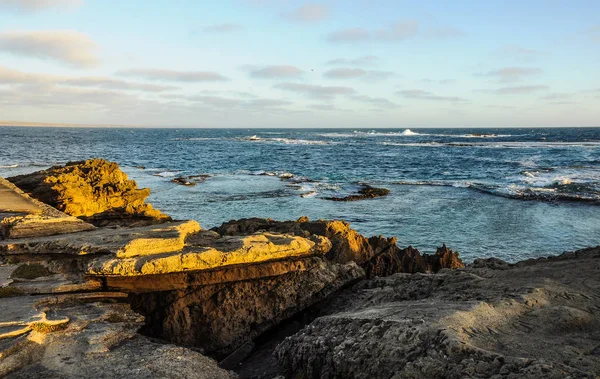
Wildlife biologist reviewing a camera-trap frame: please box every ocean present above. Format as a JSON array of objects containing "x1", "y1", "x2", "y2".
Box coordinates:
[{"x1": 1, "y1": 126, "x2": 599, "y2": 262}]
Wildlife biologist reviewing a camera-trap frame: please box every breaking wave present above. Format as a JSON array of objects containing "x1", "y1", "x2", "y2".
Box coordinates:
[{"x1": 393, "y1": 179, "x2": 600, "y2": 204}]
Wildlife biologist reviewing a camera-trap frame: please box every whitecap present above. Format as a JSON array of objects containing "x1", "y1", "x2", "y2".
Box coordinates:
[
  {"x1": 400, "y1": 128, "x2": 419, "y2": 136},
  {"x1": 154, "y1": 171, "x2": 181, "y2": 178}
]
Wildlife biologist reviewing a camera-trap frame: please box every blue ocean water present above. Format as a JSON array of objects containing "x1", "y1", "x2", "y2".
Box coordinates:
[{"x1": 1, "y1": 126, "x2": 599, "y2": 262}]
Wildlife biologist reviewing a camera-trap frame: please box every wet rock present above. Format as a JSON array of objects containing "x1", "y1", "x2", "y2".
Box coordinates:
[
  {"x1": 7, "y1": 159, "x2": 170, "y2": 227},
  {"x1": 171, "y1": 176, "x2": 196, "y2": 186},
  {"x1": 324, "y1": 184, "x2": 390, "y2": 202}
]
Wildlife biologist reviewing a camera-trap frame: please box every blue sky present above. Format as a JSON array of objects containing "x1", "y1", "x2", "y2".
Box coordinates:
[{"x1": 0, "y1": 0, "x2": 598, "y2": 127}]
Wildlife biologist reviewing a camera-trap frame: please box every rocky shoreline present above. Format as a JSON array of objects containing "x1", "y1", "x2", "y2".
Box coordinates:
[{"x1": 0, "y1": 159, "x2": 598, "y2": 378}]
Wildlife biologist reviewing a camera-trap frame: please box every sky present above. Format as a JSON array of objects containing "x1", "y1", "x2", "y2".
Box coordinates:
[{"x1": 0, "y1": 0, "x2": 598, "y2": 128}]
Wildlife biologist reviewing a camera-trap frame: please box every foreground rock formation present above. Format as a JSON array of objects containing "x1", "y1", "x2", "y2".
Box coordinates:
[
  {"x1": 0, "y1": 177, "x2": 94, "y2": 239},
  {"x1": 214, "y1": 218, "x2": 464, "y2": 275},
  {"x1": 274, "y1": 247, "x2": 600, "y2": 379},
  {"x1": 7, "y1": 159, "x2": 170, "y2": 226},
  {"x1": 1, "y1": 160, "x2": 599, "y2": 379}
]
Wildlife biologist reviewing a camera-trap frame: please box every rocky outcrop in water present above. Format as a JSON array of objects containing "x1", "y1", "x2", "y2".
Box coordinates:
[
  {"x1": 324, "y1": 184, "x2": 390, "y2": 201},
  {"x1": 7, "y1": 159, "x2": 170, "y2": 226}
]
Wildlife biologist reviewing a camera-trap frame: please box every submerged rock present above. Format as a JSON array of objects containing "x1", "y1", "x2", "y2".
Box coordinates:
[{"x1": 7, "y1": 159, "x2": 171, "y2": 227}]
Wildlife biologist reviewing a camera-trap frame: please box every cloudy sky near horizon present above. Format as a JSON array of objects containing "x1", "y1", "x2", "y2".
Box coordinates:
[{"x1": 0, "y1": 0, "x2": 598, "y2": 128}]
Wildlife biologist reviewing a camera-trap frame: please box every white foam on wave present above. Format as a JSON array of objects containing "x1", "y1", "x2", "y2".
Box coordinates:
[
  {"x1": 318, "y1": 130, "x2": 425, "y2": 138},
  {"x1": 272, "y1": 138, "x2": 328, "y2": 145},
  {"x1": 400, "y1": 129, "x2": 419, "y2": 136},
  {"x1": 171, "y1": 137, "x2": 215, "y2": 141},
  {"x1": 243, "y1": 136, "x2": 328, "y2": 145},
  {"x1": 518, "y1": 167, "x2": 600, "y2": 188},
  {"x1": 153, "y1": 170, "x2": 181, "y2": 178},
  {"x1": 461, "y1": 133, "x2": 514, "y2": 138},
  {"x1": 0, "y1": 164, "x2": 18, "y2": 168},
  {"x1": 382, "y1": 142, "x2": 444, "y2": 147},
  {"x1": 381, "y1": 141, "x2": 600, "y2": 149}
]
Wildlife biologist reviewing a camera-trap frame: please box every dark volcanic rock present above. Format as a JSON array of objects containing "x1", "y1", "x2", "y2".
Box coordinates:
[
  {"x1": 8, "y1": 159, "x2": 171, "y2": 226},
  {"x1": 324, "y1": 184, "x2": 390, "y2": 202}
]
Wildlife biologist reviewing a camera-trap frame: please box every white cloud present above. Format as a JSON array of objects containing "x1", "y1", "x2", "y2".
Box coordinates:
[
  {"x1": 502, "y1": 45, "x2": 546, "y2": 60},
  {"x1": 582, "y1": 25, "x2": 600, "y2": 43},
  {"x1": 203, "y1": 23, "x2": 243, "y2": 33},
  {"x1": 323, "y1": 68, "x2": 393, "y2": 80},
  {"x1": 0, "y1": 0, "x2": 82, "y2": 12},
  {"x1": 328, "y1": 21, "x2": 419, "y2": 44},
  {"x1": 283, "y1": 3, "x2": 329, "y2": 23},
  {"x1": 117, "y1": 68, "x2": 228, "y2": 82},
  {"x1": 326, "y1": 56, "x2": 378, "y2": 66},
  {"x1": 249, "y1": 65, "x2": 304, "y2": 79},
  {"x1": 483, "y1": 85, "x2": 550, "y2": 95},
  {"x1": 60, "y1": 77, "x2": 178, "y2": 92},
  {"x1": 185, "y1": 94, "x2": 293, "y2": 111},
  {"x1": 482, "y1": 67, "x2": 543, "y2": 83},
  {"x1": 0, "y1": 30, "x2": 99, "y2": 68},
  {"x1": 0, "y1": 65, "x2": 178, "y2": 92},
  {"x1": 350, "y1": 95, "x2": 398, "y2": 109},
  {"x1": 0, "y1": 65, "x2": 56, "y2": 84},
  {"x1": 274, "y1": 82, "x2": 354, "y2": 98},
  {"x1": 396, "y1": 89, "x2": 467, "y2": 102}
]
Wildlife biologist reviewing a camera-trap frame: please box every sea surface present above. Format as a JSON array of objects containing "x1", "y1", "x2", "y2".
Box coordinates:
[{"x1": 1, "y1": 126, "x2": 599, "y2": 262}]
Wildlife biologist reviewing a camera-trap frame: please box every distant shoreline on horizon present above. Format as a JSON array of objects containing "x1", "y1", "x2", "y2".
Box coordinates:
[{"x1": 1, "y1": 121, "x2": 599, "y2": 129}]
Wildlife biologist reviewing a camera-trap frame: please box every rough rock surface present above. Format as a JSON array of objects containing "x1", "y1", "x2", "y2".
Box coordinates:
[
  {"x1": 0, "y1": 220, "x2": 200, "y2": 257},
  {"x1": 364, "y1": 243, "x2": 464, "y2": 277},
  {"x1": 214, "y1": 217, "x2": 464, "y2": 275},
  {"x1": 0, "y1": 177, "x2": 94, "y2": 239},
  {"x1": 130, "y1": 260, "x2": 364, "y2": 359},
  {"x1": 88, "y1": 230, "x2": 331, "y2": 277},
  {"x1": 0, "y1": 177, "x2": 365, "y2": 376},
  {"x1": 7, "y1": 159, "x2": 170, "y2": 226},
  {"x1": 0, "y1": 293, "x2": 236, "y2": 379},
  {"x1": 275, "y1": 246, "x2": 600, "y2": 379}
]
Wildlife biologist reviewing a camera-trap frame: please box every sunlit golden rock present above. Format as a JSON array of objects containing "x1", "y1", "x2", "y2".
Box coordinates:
[
  {"x1": 88, "y1": 232, "x2": 331, "y2": 276},
  {"x1": 7, "y1": 159, "x2": 171, "y2": 226}
]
